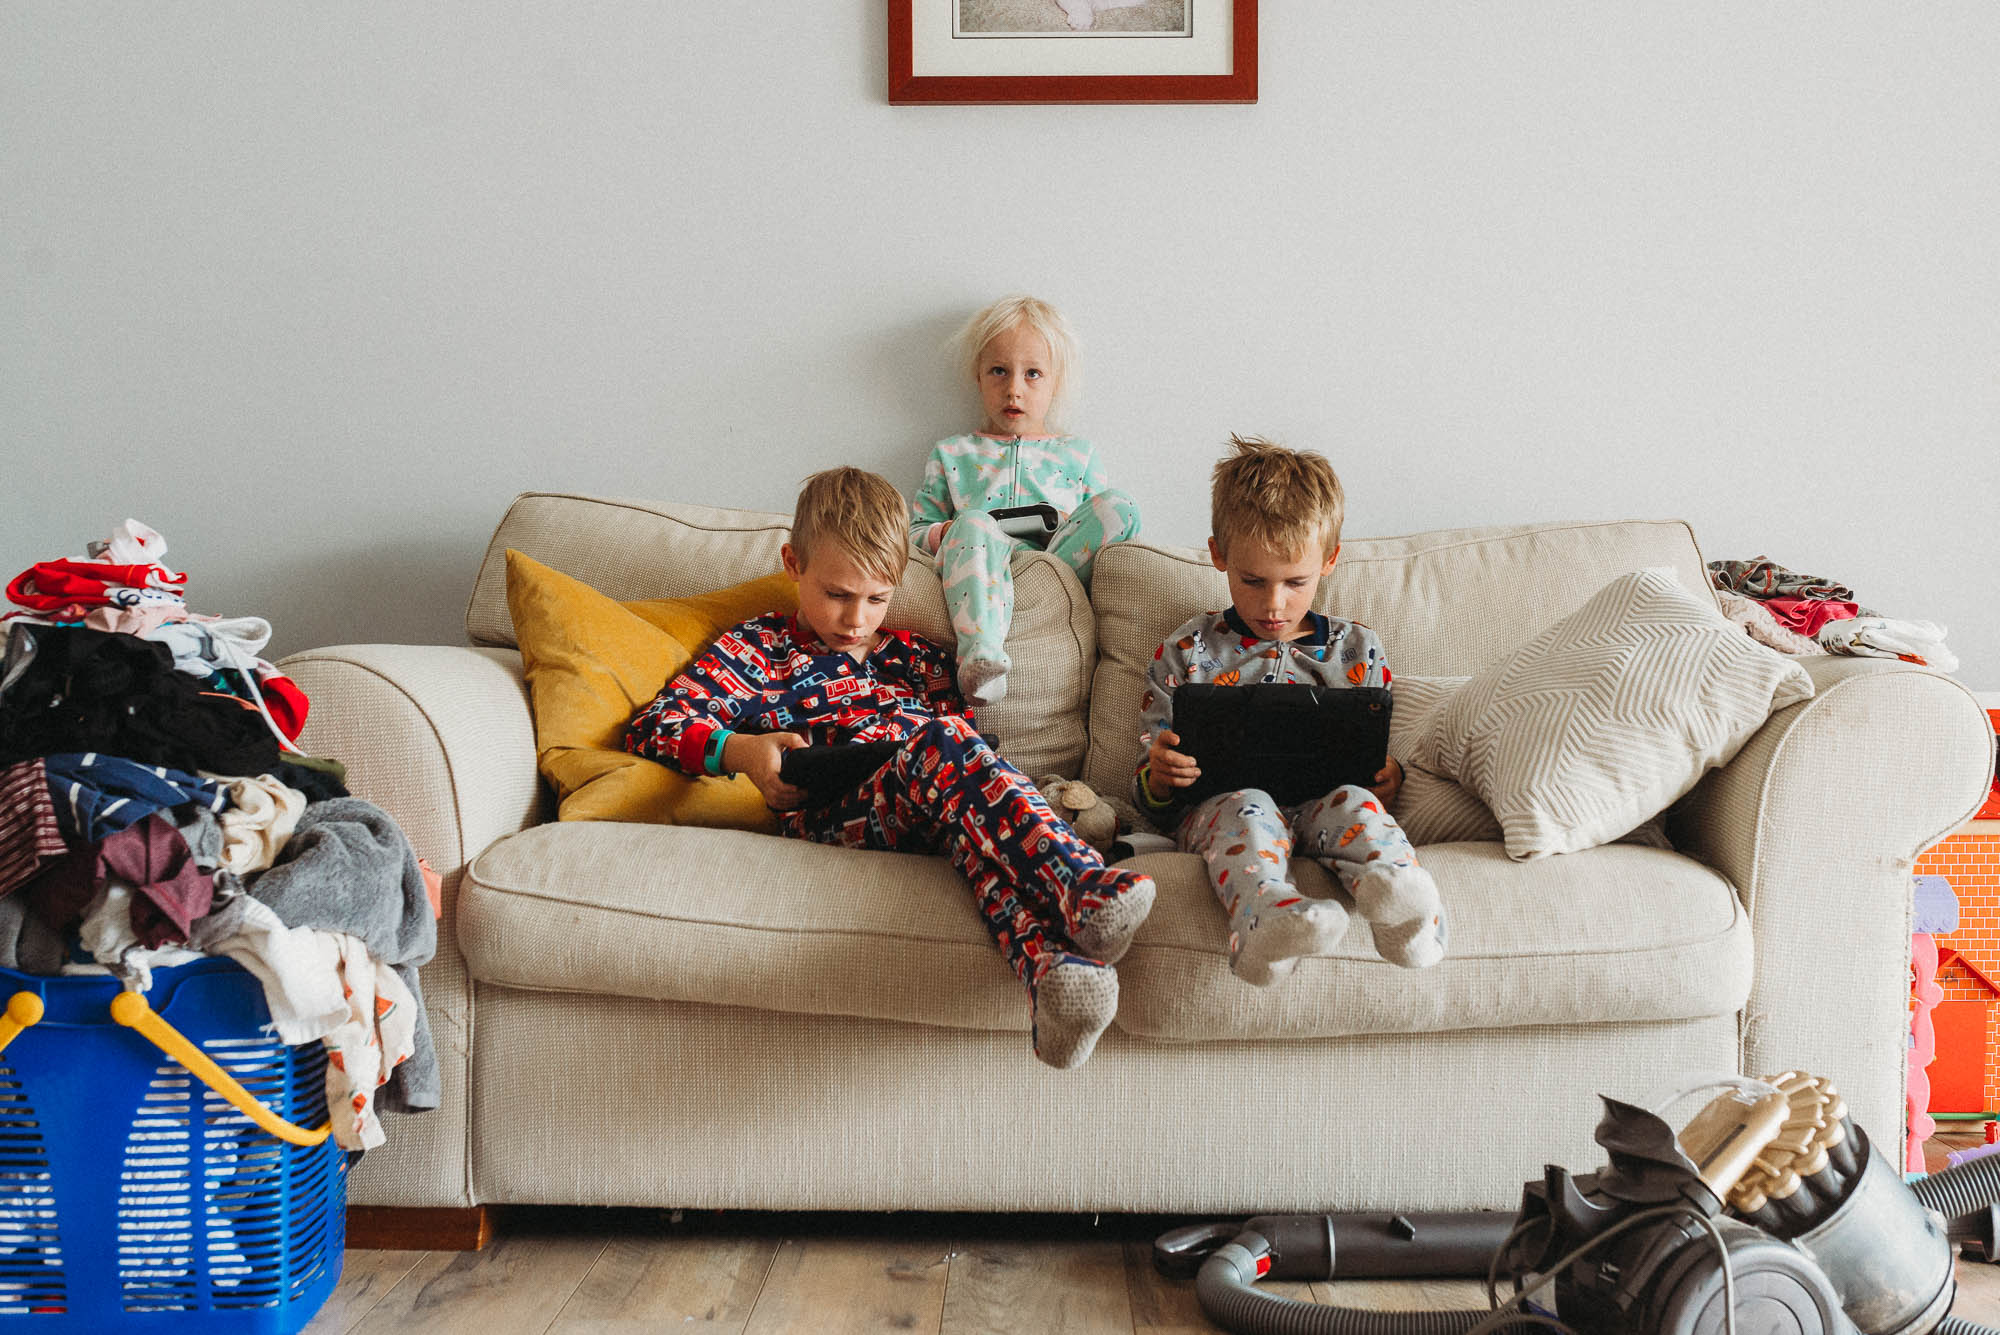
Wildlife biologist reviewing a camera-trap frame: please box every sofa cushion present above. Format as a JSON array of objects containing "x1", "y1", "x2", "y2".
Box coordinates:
[
  {"x1": 1411, "y1": 568, "x2": 1815, "y2": 860},
  {"x1": 1114, "y1": 841, "x2": 1750, "y2": 1041},
  {"x1": 458, "y1": 823, "x2": 1750, "y2": 1042},
  {"x1": 459, "y1": 821, "x2": 1035, "y2": 1033},
  {"x1": 504, "y1": 549, "x2": 793, "y2": 830},
  {"x1": 468, "y1": 492, "x2": 1096, "y2": 781},
  {"x1": 1083, "y1": 519, "x2": 1713, "y2": 803}
]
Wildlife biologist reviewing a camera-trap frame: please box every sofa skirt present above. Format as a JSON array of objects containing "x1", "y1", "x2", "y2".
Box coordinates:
[{"x1": 467, "y1": 984, "x2": 1740, "y2": 1214}]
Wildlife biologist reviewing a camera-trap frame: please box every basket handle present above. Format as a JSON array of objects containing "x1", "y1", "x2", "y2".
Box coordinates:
[
  {"x1": 0, "y1": 992, "x2": 45, "y2": 1057},
  {"x1": 109, "y1": 991, "x2": 332, "y2": 1148}
]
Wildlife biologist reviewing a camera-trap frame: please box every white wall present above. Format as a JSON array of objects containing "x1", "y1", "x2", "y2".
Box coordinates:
[{"x1": 5, "y1": 3, "x2": 1996, "y2": 688}]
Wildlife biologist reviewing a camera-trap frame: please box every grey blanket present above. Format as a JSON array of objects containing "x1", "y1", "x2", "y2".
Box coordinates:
[{"x1": 245, "y1": 797, "x2": 440, "y2": 1113}]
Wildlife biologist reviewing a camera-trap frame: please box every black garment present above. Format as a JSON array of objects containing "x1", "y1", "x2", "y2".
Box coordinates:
[
  {"x1": 270, "y1": 756, "x2": 350, "y2": 804},
  {"x1": 0, "y1": 623, "x2": 281, "y2": 775}
]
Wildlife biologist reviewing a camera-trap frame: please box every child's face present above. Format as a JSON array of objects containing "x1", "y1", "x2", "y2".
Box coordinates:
[
  {"x1": 1208, "y1": 533, "x2": 1339, "y2": 642},
  {"x1": 976, "y1": 322, "x2": 1057, "y2": 437},
  {"x1": 782, "y1": 540, "x2": 896, "y2": 660}
]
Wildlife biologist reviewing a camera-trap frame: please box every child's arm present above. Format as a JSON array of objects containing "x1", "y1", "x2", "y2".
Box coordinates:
[
  {"x1": 1344, "y1": 622, "x2": 1401, "y2": 805},
  {"x1": 908, "y1": 450, "x2": 956, "y2": 556},
  {"x1": 626, "y1": 622, "x2": 809, "y2": 807},
  {"x1": 625, "y1": 622, "x2": 770, "y2": 776},
  {"x1": 909, "y1": 633, "x2": 974, "y2": 721},
  {"x1": 1132, "y1": 636, "x2": 1199, "y2": 813}
]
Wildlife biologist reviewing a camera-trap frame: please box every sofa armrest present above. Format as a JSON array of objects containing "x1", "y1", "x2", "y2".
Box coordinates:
[
  {"x1": 278, "y1": 642, "x2": 545, "y2": 1207},
  {"x1": 1673, "y1": 657, "x2": 1995, "y2": 1147},
  {"x1": 280, "y1": 644, "x2": 545, "y2": 874}
]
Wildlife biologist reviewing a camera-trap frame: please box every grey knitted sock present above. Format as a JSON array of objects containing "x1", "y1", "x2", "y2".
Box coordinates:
[
  {"x1": 1032, "y1": 960, "x2": 1119, "y2": 1070},
  {"x1": 1232, "y1": 899, "x2": 1349, "y2": 986},
  {"x1": 1069, "y1": 874, "x2": 1155, "y2": 964},
  {"x1": 1350, "y1": 862, "x2": 1447, "y2": 969},
  {"x1": 958, "y1": 656, "x2": 1009, "y2": 706}
]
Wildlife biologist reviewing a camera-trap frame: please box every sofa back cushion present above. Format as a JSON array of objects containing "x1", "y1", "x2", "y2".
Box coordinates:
[
  {"x1": 468, "y1": 492, "x2": 1096, "y2": 780},
  {"x1": 1083, "y1": 518, "x2": 1712, "y2": 800}
]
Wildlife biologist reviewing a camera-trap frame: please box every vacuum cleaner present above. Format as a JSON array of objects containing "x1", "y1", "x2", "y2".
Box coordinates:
[{"x1": 1154, "y1": 1071, "x2": 2000, "y2": 1335}]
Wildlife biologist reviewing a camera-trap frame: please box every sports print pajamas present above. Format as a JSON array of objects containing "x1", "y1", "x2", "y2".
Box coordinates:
[
  {"x1": 911, "y1": 433, "x2": 1142, "y2": 672},
  {"x1": 1134, "y1": 607, "x2": 1448, "y2": 981},
  {"x1": 626, "y1": 613, "x2": 1153, "y2": 1062}
]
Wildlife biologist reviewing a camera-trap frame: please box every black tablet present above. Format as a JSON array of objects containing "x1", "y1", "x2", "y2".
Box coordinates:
[
  {"x1": 1169, "y1": 683, "x2": 1393, "y2": 809},
  {"x1": 778, "y1": 741, "x2": 902, "y2": 808},
  {"x1": 988, "y1": 503, "x2": 1059, "y2": 547}
]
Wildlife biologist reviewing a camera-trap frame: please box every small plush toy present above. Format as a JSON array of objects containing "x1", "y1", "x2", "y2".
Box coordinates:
[{"x1": 1037, "y1": 774, "x2": 1119, "y2": 855}]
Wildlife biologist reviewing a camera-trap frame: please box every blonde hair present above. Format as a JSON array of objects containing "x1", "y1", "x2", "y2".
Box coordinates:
[
  {"x1": 955, "y1": 294, "x2": 1080, "y2": 428},
  {"x1": 790, "y1": 467, "x2": 910, "y2": 584},
  {"x1": 1210, "y1": 435, "x2": 1346, "y2": 560}
]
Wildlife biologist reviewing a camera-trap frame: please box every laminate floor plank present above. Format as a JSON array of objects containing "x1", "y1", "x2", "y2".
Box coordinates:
[
  {"x1": 301, "y1": 1249, "x2": 429, "y2": 1335},
  {"x1": 940, "y1": 1238, "x2": 1132, "y2": 1335},
  {"x1": 741, "y1": 1233, "x2": 952, "y2": 1335},
  {"x1": 549, "y1": 1230, "x2": 779, "y2": 1334},
  {"x1": 345, "y1": 1230, "x2": 607, "y2": 1335}
]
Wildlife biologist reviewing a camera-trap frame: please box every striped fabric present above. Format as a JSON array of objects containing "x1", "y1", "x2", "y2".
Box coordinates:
[{"x1": 0, "y1": 759, "x2": 66, "y2": 898}]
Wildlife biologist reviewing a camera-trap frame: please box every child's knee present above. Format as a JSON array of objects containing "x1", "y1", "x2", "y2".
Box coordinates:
[
  {"x1": 1092, "y1": 488, "x2": 1143, "y2": 540},
  {"x1": 945, "y1": 510, "x2": 1010, "y2": 547}
]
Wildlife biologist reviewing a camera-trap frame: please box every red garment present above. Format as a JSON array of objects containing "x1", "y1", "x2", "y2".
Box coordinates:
[
  {"x1": 98, "y1": 813, "x2": 215, "y2": 948},
  {"x1": 6, "y1": 558, "x2": 187, "y2": 612},
  {"x1": 1761, "y1": 598, "x2": 1860, "y2": 636},
  {"x1": 257, "y1": 670, "x2": 310, "y2": 741},
  {"x1": 0, "y1": 760, "x2": 66, "y2": 899}
]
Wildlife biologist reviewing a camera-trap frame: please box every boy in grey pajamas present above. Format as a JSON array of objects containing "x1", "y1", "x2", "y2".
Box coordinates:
[{"x1": 1133, "y1": 436, "x2": 1447, "y2": 984}]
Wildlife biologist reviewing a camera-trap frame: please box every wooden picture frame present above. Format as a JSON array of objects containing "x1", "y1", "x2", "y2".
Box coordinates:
[{"x1": 888, "y1": 0, "x2": 1257, "y2": 105}]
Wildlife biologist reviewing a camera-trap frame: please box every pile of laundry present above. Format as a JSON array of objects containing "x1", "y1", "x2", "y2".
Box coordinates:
[
  {"x1": 1708, "y1": 557, "x2": 1959, "y2": 674},
  {"x1": 0, "y1": 520, "x2": 437, "y2": 1152}
]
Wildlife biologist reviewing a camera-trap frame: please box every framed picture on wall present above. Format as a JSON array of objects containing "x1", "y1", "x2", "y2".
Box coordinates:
[{"x1": 888, "y1": 0, "x2": 1257, "y2": 104}]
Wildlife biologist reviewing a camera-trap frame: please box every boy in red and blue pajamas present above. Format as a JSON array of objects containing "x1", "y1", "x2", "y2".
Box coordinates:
[{"x1": 626, "y1": 467, "x2": 1154, "y2": 1069}]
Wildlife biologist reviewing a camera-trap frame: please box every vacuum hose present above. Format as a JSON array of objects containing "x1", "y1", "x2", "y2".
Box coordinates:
[
  {"x1": 1935, "y1": 1318, "x2": 2000, "y2": 1335},
  {"x1": 1912, "y1": 1154, "x2": 2000, "y2": 1220},
  {"x1": 1195, "y1": 1236, "x2": 1489, "y2": 1335}
]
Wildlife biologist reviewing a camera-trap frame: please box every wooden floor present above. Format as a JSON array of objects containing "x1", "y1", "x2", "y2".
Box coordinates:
[{"x1": 305, "y1": 1134, "x2": 2000, "y2": 1335}]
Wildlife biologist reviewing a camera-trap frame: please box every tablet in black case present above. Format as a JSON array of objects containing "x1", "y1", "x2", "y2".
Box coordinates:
[
  {"x1": 1171, "y1": 683, "x2": 1393, "y2": 809},
  {"x1": 778, "y1": 741, "x2": 903, "y2": 808}
]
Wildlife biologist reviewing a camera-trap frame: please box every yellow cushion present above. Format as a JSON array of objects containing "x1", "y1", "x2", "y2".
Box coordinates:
[{"x1": 502, "y1": 549, "x2": 798, "y2": 830}]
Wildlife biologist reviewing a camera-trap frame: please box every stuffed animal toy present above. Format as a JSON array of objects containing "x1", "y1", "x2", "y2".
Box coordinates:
[{"x1": 1037, "y1": 774, "x2": 1119, "y2": 855}]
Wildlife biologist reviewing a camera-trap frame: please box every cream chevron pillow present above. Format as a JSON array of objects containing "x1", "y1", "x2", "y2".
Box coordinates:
[{"x1": 1410, "y1": 567, "x2": 1814, "y2": 860}]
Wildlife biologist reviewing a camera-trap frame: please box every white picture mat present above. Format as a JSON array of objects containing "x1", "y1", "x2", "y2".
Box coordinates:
[{"x1": 915, "y1": 0, "x2": 1235, "y2": 77}]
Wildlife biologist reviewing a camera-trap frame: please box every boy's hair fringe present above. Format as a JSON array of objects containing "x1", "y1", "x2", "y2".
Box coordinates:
[
  {"x1": 955, "y1": 294, "x2": 1080, "y2": 428},
  {"x1": 1210, "y1": 434, "x2": 1346, "y2": 559},
  {"x1": 791, "y1": 467, "x2": 909, "y2": 585}
]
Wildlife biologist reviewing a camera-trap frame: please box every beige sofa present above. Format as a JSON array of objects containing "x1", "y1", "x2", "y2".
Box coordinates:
[{"x1": 281, "y1": 492, "x2": 1996, "y2": 1219}]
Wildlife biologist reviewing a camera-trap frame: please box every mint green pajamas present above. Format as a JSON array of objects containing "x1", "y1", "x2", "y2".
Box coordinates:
[{"x1": 910, "y1": 433, "x2": 1141, "y2": 674}]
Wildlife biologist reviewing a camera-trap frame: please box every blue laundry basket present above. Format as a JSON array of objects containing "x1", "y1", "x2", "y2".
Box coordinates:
[{"x1": 0, "y1": 957, "x2": 347, "y2": 1330}]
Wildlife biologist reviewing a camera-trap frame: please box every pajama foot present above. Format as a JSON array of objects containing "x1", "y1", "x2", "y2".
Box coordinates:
[
  {"x1": 1032, "y1": 957, "x2": 1118, "y2": 1070},
  {"x1": 1069, "y1": 873, "x2": 1155, "y2": 964},
  {"x1": 1230, "y1": 899, "x2": 1349, "y2": 986},
  {"x1": 1354, "y1": 863, "x2": 1447, "y2": 968},
  {"x1": 958, "y1": 655, "x2": 1010, "y2": 707}
]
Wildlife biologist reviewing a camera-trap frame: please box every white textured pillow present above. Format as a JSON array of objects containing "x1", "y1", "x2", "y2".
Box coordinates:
[
  {"x1": 1410, "y1": 568, "x2": 1815, "y2": 860},
  {"x1": 1389, "y1": 675, "x2": 1504, "y2": 846}
]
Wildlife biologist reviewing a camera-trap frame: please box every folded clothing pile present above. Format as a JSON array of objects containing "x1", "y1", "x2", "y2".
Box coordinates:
[
  {"x1": 1707, "y1": 556, "x2": 1959, "y2": 674},
  {"x1": 0, "y1": 520, "x2": 438, "y2": 1152}
]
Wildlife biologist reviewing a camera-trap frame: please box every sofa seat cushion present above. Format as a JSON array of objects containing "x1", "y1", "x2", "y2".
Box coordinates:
[
  {"x1": 459, "y1": 821, "x2": 1033, "y2": 1033},
  {"x1": 461, "y1": 823, "x2": 1750, "y2": 1043},
  {"x1": 1113, "y1": 842, "x2": 1751, "y2": 1041}
]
